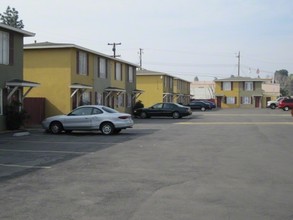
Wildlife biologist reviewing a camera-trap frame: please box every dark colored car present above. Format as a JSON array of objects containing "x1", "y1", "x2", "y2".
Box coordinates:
[
  {"x1": 203, "y1": 100, "x2": 216, "y2": 108},
  {"x1": 133, "y1": 102, "x2": 192, "y2": 119},
  {"x1": 185, "y1": 101, "x2": 212, "y2": 111},
  {"x1": 278, "y1": 98, "x2": 293, "y2": 111}
]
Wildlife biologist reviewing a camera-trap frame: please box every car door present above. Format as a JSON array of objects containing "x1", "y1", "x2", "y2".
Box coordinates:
[
  {"x1": 88, "y1": 107, "x2": 105, "y2": 128},
  {"x1": 149, "y1": 103, "x2": 163, "y2": 116},
  {"x1": 162, "y1": 103, "x2": 174, "y2": 116},
  {"x1": 63, "y1": 107, "x2": 93, "y2": 129}
]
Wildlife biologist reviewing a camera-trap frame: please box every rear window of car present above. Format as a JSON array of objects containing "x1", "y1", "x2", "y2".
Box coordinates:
[{"x1": 102, "y1": 106, "x2": 119, "y2": 113}]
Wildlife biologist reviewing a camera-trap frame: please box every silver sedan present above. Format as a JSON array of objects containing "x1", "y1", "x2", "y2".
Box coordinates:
[{"x1": 42, "y1": 105, "x2": 134, "y2": 135}]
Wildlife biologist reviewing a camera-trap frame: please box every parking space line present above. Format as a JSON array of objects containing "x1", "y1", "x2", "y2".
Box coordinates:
[
  {"x1": 0, "y1": 163, "x2": 51, "y2": 169},
  {"x1": 0, "y1": 149, "x2": 88, "y2": 155},
  {"x1": 176, "y1": 122, "x2": 293, "y2": 125}
]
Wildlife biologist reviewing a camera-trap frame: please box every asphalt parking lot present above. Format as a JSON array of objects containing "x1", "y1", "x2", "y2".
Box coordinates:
[{"x1": 1, "y1": 108, "x2": 293, "y2": 220}]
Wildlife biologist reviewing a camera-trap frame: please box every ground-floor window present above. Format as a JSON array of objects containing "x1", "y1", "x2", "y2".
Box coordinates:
[
  {"x1": 127, "y1": 93, "x2": 132, "y2": 108},
  {"x1": 118, "y1": 93, "x2": 125, "y2": 107},
  {"x1": 226, "y1": 96, "x2": 236, "y2": 104},
  {"x1": 242, "y1": 96, "x2": 251, "y2": 104}
]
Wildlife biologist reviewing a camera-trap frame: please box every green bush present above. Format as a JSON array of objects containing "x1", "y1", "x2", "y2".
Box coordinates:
[{"x1": 5, "y1": 101, "x2": 29, "y2": 130}]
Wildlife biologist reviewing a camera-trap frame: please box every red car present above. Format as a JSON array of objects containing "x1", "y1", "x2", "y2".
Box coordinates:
[{"x1": 278, "y1": 98, "x2": 293, "y2": 111}]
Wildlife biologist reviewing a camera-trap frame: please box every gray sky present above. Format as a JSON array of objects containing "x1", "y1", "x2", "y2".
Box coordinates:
[{"x1": 1, "y1": 0, "x2": 293, "y2": 81}]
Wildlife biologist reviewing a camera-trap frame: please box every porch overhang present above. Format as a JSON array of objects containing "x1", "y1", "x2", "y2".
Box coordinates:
[
  {"x1": 163, "y1": 93, "x2": 173, "y2": 99},
  {"x1": 5, "y1": 79, "x2": 40, "y2": 100},
  {"x1": 70, "y1": 83, "x2": 92, "y2": 97},
  {"x1": 104, "y1": 87, "x2": 126, "y2": 100},
  {"x1": 132, "y1": 89, "x2": 144, "y2": 100}
]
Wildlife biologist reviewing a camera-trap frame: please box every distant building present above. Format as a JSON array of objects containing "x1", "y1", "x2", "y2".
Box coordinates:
[{"x1": 190, "y1": 81, "x2": 215, "y2": 99}]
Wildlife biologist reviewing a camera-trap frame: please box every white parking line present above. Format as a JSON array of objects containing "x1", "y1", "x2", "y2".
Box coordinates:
[
  {"x1": 0, "y1": 163, "x2": 51, "y2": 169},
  {"x1": 0, "y1": 149, "x2": 87, "y2": 154}
]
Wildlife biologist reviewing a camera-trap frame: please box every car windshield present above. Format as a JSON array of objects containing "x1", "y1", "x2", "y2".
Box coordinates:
[{"x1": 102, "y1": 106, "x2": 119, "y2": 113}]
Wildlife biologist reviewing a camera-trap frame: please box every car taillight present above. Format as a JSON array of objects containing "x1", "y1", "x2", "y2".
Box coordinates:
[{"x1": 119, "y1": 116, "x2": 130, "y2": 119}]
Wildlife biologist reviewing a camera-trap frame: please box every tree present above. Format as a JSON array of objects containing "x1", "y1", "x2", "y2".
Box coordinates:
[{"x1": 0, "y1": 6, "x2": 24, "y2": 29}]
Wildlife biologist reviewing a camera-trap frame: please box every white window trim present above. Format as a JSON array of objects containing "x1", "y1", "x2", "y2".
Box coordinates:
[
  {"x1": 227, "y1": 96, "x2": 235, "y2": 104},
  {"x1": 128, "y1": 66, "x2": 133, "y2": 83},
  {"x1": 0, "y1": 31, "x2": 9, "y2": 65},
  {"x1": 99, "y1": 57, "x2": 107, "y2": 79},
  {"x1": 223, "y1": 82, "x2": 231, "y2": 91},
  {"x1": 115, "y1": 63, "x2": 122, "y2": 81},
  {"x1": 245, "y1": 82, "x2": 253, "y2": 91},
  {"x1": 243, "y1": 96, "x2": 251, "y2": 104}
]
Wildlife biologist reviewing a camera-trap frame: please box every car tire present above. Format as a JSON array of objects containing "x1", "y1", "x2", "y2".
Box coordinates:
[
  {"x1": 270, "y1": 104, "x2": 276, "y2": 109},
  {"x1": 140, "y1": 112, "x2": 147, "y2": 119},
  {"x1": 100, "y1": 122, "x2": 114, "y2": 135},
  {"x1": 172, "y1": 111, "x2": 180, "y2": 119},
  {"x1": 283, "y1": 106, "x2": 290, "y2": 111},
  {"x1": 49, "y1": 121, "x2": 63, "y2": 134},
  {"x1": 200, "y1": 107, "x2": 206, "y2": 111}
]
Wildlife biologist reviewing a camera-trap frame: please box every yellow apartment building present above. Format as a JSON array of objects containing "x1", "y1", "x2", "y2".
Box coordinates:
[
  {"x1": 214, "y1": 76, "x2": 266, "y2": 108},
  {"x1": 24, "y1": 42, "x2": 139, "y2": 117},
  {"x1": 136, "y1": 69, "x2": 191, "y2": 107}
]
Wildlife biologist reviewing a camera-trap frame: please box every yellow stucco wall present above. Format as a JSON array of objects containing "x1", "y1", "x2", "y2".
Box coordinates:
[
  {"x1": 24, "y1": 48, "x2": 93, "y2": 117},
  {"x1": 215, "y1": 81, "x2": 240, "y2": 108},
  {"x1": 137, "y1": 75, "x2": 163, "y2": 107}
]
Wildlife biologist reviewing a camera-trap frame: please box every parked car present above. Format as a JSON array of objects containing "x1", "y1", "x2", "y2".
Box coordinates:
[
  {"x1": 133, "y1": 102, "x2": 192, "y2": 119},
  {"x1": 278, "y1": 98, "x2": 293, "y2": 111},
  {"x1": 203, "y1": 100, "x2": 216, "y2": 109},
  {"x1": 185, "y1": 101, "x2": 212, "y2": 111},
  {"x1": 42, "y1": 105, "x2": 133, "y2": 135},
  {"x1": 267, "y1": 97, "x2": 287, "y2": 109}
]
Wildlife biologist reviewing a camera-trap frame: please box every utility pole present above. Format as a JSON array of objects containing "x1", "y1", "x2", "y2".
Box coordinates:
[
  {"x1": 236, "y1": 51, "x2": 240, "y2": 76},
  {"x1": 108, "y1": 42, "x2": 121, "y2": 58},
  {"x1": 138, "y1": 48, "x2": 143, "y2": 69}
]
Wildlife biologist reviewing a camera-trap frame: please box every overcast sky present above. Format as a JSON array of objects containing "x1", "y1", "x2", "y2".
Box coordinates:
[{"x1": 1, "y1": 0, "x2": 293, "y2": 81}]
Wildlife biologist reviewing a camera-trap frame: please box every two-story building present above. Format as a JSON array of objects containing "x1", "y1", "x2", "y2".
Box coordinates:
[
  {"x1": 0, "y1": 23, "x2": 37, "y2": 130},
  {"x1": 23, "y1": 42, "x2": 139, "y2": 117},
  {"x1": 214, "y1": 76, "x2": 266, "y2": 108},
  {"x1": 136, "y1": 69, "x2": 191, "y2": 107}
]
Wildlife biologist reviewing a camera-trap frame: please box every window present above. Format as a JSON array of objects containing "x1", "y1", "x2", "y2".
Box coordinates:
[
  {"x1": 127, "y1": 93, "x2": 132, "y2": 107},
  {"x1": 99, "y1": 57, "x2": 107, "y2": 79},
  {"x1": 92, "y1": 108, "x2": 102, "y2": 114},
  {"x1": 0, "y1": 31, "x2": 9, "y2": 65},
  {"x1": 128, "y1": 66, "x2": 134, "y2": 83},
  {"x1": 80, "y1": 91, "x2": 90, "y2": 105},
  {"x1": 118, "y1": 93, "x2": 125, "y2": 107},
  {"x1": 0, "y1": 89, "x2": 2, "y2": 115},
  {"x1": 243, "y1": 96, "x2": 251, "y2": 104},
  {"x1": 244, "y1": 82, "x2": 253, "y2": 91},
  {"x1": 226, "y1": 96, "x2": 235, "y2": 104},
  {"x1": 223, "y1": 82, "x2": 232, "y2": 91},
  {"x1": 77, "y1": 51, "x2": 88, "y2": 75},
  {"x1": 115, "y1": 62, "x2": 122, "y2": 81},
  {"x1": 170, "y1": 78, "x2": 173, "y2": 89},
  {"x1": 70, "y1": 107, "x2": 92, "y2": 116}
]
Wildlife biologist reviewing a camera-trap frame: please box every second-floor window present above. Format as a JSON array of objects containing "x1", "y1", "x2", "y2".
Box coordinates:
[
  {"x1": 99, "y1": 57, "x2": 107, "y2": 79},
  {"x1": 115, "y1": 62, "x2": 122, "y2": 81},
  {"x1": 223, "y1": 82, "x2": 232, "y2": 91},
  {"x1": 244, "y1": 82, "x2": 253, "y2": 91},
  {"x1": 128, "y1": 66, "x2": 133, "y2": 83},
  {"x1": 77, "y1": 51, "x2": 88, "y2": 75},
  {"x1": 0, "y1": 31, "x2": 10, "y2": 65}
]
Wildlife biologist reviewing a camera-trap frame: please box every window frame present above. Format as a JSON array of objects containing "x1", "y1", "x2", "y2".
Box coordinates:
[
  {"x1": 128, "y1": 66, "x2": 134, "y2": 83},
  {"x1": 242, "y1": 96, "x2": 251, "y2": 104},
  {"x1": 244, "y1": 82, "x2": 253, "y2": 91},
  {"x1": 115, "y1": 62, "x2": 122, "y2": 81},
  {"x1": 99, "y1": 57, "x2": 107, "y2": 79},
  {"x1": 77, "y1": 51, "x2": 88, "y2": 75},
  {"x1": 226, "y1": 96, "x2": 235, "y2": 104},
  {"x1": 0, "y1": 30, "x2": 10, "y2": 65},
  {"x1": 223, "y1": 82, "x2": 232, "y2": 91}
]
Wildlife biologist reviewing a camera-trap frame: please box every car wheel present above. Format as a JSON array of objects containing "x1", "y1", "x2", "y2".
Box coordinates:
[
  {"x1": 172, "y1": 111, "x2": 180, "y2": 119},
  {"x1": 200, "y1": 107, "x2": 206, "y2": 111},
  {"x1": 140, "y1": 112, "x2": 147, "y2": 119},
  {"x1": 283, "y1": 106, "x2": 289, "y2": 111},
  {"x1": 270, "y1": 104, "x2": 276, "y2": 109},
  {"x1": 100, "y1": 122, "x2": 114, "y2": 135},
  {"x1": 49, "y1": 121, "x2": 63, "y2": 134}
]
